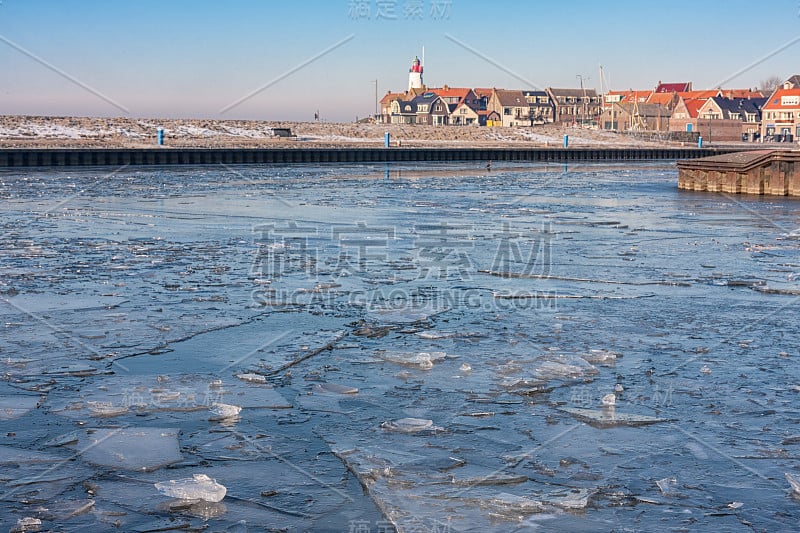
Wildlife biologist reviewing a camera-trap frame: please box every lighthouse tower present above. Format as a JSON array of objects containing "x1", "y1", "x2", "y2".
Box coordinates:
[{"x1": 408, "y1": 56, "x2": 424, "y2": 91}]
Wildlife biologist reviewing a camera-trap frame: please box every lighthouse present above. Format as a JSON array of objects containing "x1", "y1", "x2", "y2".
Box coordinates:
[{"x1": 408, "y1": 55, "x2": 424, "y2": 91}]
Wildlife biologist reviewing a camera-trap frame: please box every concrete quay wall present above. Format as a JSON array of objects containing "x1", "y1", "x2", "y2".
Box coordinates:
[
  {"x1": 677, "y1": 150, "x2": 800, "y2": 196},
  {"x1": 0, "y1": 147, "x2": 734, "y2": 168}
]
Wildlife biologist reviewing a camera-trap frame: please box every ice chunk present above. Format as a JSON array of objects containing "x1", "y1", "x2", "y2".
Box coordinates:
[
  {"x1": 601, "y1": 393, "x2": 616, "y2": 406},
  {"x1": 581, "y1": 349, "x2": 620, "y2": 365},
  {"x1": 11, "y1": 517, "x2": 41, "y2": 533},
  {"x1": 87, "y1": 401, "x2": 129, "y2": 418},
  {"x1": 313, "y1": 382, "x2": 359, "y2": 395},
  {"x1": 377, "y1": 351, "x2": 447, "y2": 369},
  {"x1": 209, "y1": 403, "x2": 241, "y2": 421},
  {"x1": 534, "y1": 354, "x2": 598, "y2": 380},
  {"x1": 560, "y1": 407, "x2": 670, "y2": 428},
  {"x1": 74, "y1": 427, "x2": 183, "y2": 471},
  {"x1": 235, "y1": 373, "x2": 267, "y2": 384},
  {"x1": 656, "y1": 476, "x2": 678, "y2": 495},
  {"x1": 381, "y1": 418, "x2": 443, "y2": 433},
  {"x1": 155, "y1": 473, "x2": 227, "y2": 502}
]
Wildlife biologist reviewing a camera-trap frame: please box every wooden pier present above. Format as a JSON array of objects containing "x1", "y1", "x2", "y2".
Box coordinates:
[
  {"x1": 677, "y1": 150, "x2": 800, "y2": 196},
  {"x1": 0, "y1": 146, "x2": 736, "y2": 168}
]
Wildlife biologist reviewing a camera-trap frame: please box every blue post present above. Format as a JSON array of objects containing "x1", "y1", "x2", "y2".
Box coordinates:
[
  {"x1": 697, "y1": 136, "x2": 703, "y2": 148},
  {"x1": 563, "y1": 134, "x2": 569, "y2": 148},
  {"x1": 384, "y1": 132, "x2": 390, "y2": 148},
  {"x1": 157, "y1": 128, "x2": 164, "y2": 146}
]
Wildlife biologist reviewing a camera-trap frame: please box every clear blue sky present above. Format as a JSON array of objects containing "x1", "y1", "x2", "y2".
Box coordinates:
[{"x1": 1, "y1": 0, "x2": 798, "y2": 122}]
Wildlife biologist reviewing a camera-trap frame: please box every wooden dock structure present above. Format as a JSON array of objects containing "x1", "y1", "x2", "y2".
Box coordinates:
[{"x1": 677, "y1": 150, "x2": 800, "y2": 196}]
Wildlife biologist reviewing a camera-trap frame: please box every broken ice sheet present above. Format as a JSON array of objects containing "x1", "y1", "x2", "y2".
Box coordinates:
[
  {"x1": 312, "y1": 382, "x2": 359, "y2": 395},
  {"x1": 560, "y1": 407, "x2": 670, "y2": 428},
  {"x1": 0, "y1": 395, "x2": 41, "y2": 420},
  {"x1": 47, "y1": 374, "x2": 291, "y2": 419},
  {"x1": 367, "y1": 304, "x2": 445, "y2": 324},
  {"x1": 381, "y1": 418, "x2": 444, "y2": 433},
  {"x1": 534, "y1": 354, "x2": 598, "y2": 381},
  {"x1": 376, "y1": 351, "x2": 448, "y2": 369},
  {"x1": 580, "y1": 349, "x2": 621, "y2": 366},
  {"x1": 70, "y1": 427, "x2": 183, "y2": 471}
]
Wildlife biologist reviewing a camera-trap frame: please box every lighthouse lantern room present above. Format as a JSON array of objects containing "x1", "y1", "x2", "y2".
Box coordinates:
[{"x1": 408, "y1": 56, "x2": 424, "y2": 91}]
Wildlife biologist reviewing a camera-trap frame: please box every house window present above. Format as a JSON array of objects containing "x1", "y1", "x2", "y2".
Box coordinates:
[{"x1": 504, "y1": 108, "x2": 512, "y2": 115}]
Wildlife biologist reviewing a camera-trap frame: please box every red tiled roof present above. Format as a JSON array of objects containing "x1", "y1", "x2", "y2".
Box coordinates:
[
  {"x1": 656, "y1": 82, "x2": 691, "y2": 93},
  {"x1": 679, "y1": 90, "x2": 719, "y2": 99},
  {"x1": 428, "y1": 87, "x2": 472, "y2": 99},
  {"x1": 473, "y1": 88, "x2": 496, "y2": 99},
  {"x1": 619, "y1": 90, "x2": 652, "y2": 103},
  {"x1": 646, "y1": 92, "x2": 676, "y2": 105},
  {"x1": 721, "y1": 89, "x2": 764, "y2": 99},
  {"x1": 684, "y1": 99, "x2": 706, "y2": 118},
  {"x1": 762, "y1": 88, "x2": 800, "y2": 110},
  {"x1": 380, "y1": 91, "x2": 405, "y2": 105}
]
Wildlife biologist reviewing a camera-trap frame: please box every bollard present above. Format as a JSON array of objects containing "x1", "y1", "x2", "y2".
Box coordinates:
[
  {"x1": 563, "y1": 135, "x2": 569, "y2": 148},
  {"x1": 697, "y1": 136, "x2": 703, "y2": 148},
  {"x1": 157, "y1": 128, "x2": 164, "y2": 146},
  {"x1": 385, "y1": 132, "x2": 390, "y2": 148}
]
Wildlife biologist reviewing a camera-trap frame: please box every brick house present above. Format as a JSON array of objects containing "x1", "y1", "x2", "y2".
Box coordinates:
[
  {"x1": 522, "y1": 90, "x2": 555, "y2": 124},
  {"x1": 668, "y1": 97, "x2": 706, "y2": 133},
  {"x1": 598, "y1": 103, "x2": 670, "y2": 131},
  {"x1": 697, "y1": 97, "x2": 767, "y2": 141},
  {"x1": 546, "y1": 87, "x2": 601, "y2": 126}
]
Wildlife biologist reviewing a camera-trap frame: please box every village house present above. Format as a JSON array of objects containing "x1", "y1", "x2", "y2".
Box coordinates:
[
  {"x1": 412, "y1": 92, "x2": 450, "y2": 126},
  {"x1": 697, "y1": 96, "x2": 767, "y2": 141},
  {"x1": 546, "y1": 87, "x2": 601, "y2": 126},
  {"x1": 487, "y1": 89, "x2": 531, "y2": 127},
  {"x1": 428, "y1": 86, "x2": 481, "y2": 125},
  {"x1": 761, "y1": 78, "x2": 800, "y2": 141},
  {"x1": 523, "y1": 91, "x2": 554, "y2": 124},
  {"x1": 598, "y1": 103, "x2": 670, "y2": 132},
  {"x1": 380, "y1": 91, "x2": 406, "y2": 124},
  {"x1": 668, "y1": 97, "x2": 706, "y2": 133}
]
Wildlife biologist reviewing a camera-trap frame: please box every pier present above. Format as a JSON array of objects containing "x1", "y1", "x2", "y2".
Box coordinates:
[
  {"x1": 0, "y1": 146, "x2": 737, "y2": 168},
  {"x1": 677, "y1": 150, "x2": 800, "y2": 195}
]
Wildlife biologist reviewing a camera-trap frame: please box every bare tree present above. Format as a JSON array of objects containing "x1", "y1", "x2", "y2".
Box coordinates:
[{"x1": 759, "y1": 75, "x2": 783, "y2": 95}]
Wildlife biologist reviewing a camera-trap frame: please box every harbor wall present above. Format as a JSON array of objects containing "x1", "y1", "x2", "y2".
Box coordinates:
[{"x1": 0, "y1": 147, "x2": 736, "y2": 168}]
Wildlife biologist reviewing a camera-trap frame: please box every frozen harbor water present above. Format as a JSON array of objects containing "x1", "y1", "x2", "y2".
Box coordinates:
[{"x1": 1, "y1": 161, "x2": 800, "y2": 531}]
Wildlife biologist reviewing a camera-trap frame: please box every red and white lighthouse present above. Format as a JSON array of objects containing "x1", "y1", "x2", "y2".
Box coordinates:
[{"x1": 408, "y1": 55, "x2": 424, "y2": 91}]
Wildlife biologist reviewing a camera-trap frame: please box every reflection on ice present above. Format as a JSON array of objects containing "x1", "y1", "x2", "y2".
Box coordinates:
[{"x1": 71, "y1": 427, "x2": 183, "y2": 471}]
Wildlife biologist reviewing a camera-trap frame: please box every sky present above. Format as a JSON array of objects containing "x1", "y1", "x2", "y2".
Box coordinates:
[{"x1": 0, "y1": 0, "x2": 799, "y2": 122}]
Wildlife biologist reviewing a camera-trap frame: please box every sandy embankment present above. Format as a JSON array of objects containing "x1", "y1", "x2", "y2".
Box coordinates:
[{"x1": 0, "y1": 115, "x2": 697, "y2": 149}]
